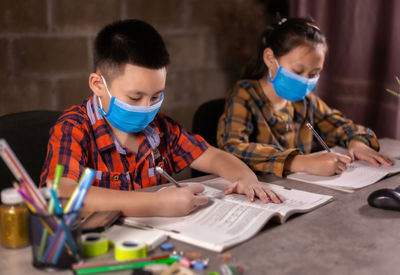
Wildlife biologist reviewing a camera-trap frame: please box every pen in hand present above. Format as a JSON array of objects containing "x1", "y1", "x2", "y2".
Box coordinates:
[
  {"x1": 155, "y1": 166, "x2": 182, "y2": 188},
  {"x1": 306, "y1": 122, "x2": 331, "y2": 152}
]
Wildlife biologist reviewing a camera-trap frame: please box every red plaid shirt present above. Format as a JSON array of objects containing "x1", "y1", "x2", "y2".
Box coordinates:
[{"x1": 40, "y1": 95, "x2": 209, "y2": 190}]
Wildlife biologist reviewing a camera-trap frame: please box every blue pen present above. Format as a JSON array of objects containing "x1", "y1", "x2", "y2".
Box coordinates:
[
  {"x1": 50, "y1": 188, "x2": 78, "y2": 258},
  {"x1": 50, "y1": 168, "x2": 95, "y2": 264}
]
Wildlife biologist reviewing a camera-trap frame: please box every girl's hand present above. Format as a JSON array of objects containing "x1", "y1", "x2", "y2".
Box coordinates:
[
  {"x1": 287, "y1": 152, "x2": 352, "y2": 176},
  {"x1": 224, "y1": 178, "x2": 283, "y2": 204},
  {"x1": 347, "y1": 139, "x2": 392, "y2": 167}
]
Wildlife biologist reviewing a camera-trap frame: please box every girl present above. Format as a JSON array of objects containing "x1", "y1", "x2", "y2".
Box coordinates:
[{"x1": 217, "y1": 17, "x2": 392, "y2": 178}]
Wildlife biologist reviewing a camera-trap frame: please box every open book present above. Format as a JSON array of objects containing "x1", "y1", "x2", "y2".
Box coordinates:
[
  {"x1": 287, "y1": 146, "x2": 400, "y2": 192},
  {"x1": 123, "y1": 177, "x2": 332, "y2": 252}
]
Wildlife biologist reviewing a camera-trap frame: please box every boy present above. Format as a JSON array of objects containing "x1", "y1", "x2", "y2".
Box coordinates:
[{"x1": 40, "y1": 19, "x2": 281, "y2": 217}]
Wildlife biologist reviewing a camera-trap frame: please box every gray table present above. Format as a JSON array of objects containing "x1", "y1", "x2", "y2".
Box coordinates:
[{"x1": 1, "y1": 173, "x2": 400, "y2": 275}]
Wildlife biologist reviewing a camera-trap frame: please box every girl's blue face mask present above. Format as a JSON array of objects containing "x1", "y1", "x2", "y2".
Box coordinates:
[
  {"x1": 268, "y1": 60, "x2": 319, "y2": 102},
  {"x1": 98, "y1": 75, "x2": 163, "y2": 133}
]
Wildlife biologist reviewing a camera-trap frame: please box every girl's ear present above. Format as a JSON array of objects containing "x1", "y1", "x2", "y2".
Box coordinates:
[
  {"x1": 263, "y1": 48, "x2": 279, "y2": 79},
  {"x1": 263, "y1": 48, "x2": 276, "y2": 71}
]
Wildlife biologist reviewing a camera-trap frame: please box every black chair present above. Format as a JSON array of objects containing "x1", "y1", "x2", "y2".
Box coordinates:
[
  {"x1": 191, "y1": 98, "x2": 225, "y2": 178},
  {"x1": 0, "y1": 110, "x2": 62, "y2": 191}
]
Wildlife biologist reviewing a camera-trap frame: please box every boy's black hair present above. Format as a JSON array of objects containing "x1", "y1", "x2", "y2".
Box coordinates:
[
  {"x1": 94, "y1": 19, "x2": 170, "y2": 81},
  {"x1": 242, "y1": 17, "x2": 327, "y2": 80}
]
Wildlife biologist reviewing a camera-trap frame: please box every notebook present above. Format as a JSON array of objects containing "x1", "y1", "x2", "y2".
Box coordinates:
[
  {"x1": 123, "y1": 177, "x2": 332, "y2": 252},
  {"x1": 287, "y1": 146, "x2": 400, "y2": 192}
]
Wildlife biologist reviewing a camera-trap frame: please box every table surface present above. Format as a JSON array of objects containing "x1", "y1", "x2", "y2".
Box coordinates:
[{"x1": 1, "y1": 171, "x2": 400, "y2": 275}]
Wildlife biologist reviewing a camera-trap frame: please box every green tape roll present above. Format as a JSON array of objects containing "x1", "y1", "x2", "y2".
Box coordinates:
[
  {"x1": 82, "y1": 233, "x2": 109, "y2": 258},
  {"x1": 114, "y1": 241, "x2": 147, "y2": 261}
]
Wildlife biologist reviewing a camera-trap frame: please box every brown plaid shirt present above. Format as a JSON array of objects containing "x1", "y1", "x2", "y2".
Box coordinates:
[{"x1": 217, "y1": 79, "x2": 379, "y2": 177}]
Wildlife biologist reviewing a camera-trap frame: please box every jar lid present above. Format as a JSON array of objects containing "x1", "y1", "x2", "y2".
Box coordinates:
[{"x1": 1, "y1": 188, "x2": 23, "y2": 205}]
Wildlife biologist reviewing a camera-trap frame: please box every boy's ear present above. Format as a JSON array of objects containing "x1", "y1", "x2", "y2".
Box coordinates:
[{"x1": 89, "y1": 73, "x2": 105, "y2": 97}]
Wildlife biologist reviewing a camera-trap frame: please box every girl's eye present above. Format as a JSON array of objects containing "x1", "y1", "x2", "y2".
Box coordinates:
[
  {"x1": 309, "y1": 74, "x2": 317, "y2": 78},
  {"x1": 294, "y1": 71, "x2": 303, "y2": 75},
  {"x1": 151, "y1": 96, "x2": 161, "y2": 102}
]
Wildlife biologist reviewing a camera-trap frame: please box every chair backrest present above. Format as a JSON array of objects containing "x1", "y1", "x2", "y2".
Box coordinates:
[
  {"x1": 0, "y1": 110, "x2": 62, "y2": 191},
  {"x1": 191, "y1": 98, "x2": 225, "y2": 178}
]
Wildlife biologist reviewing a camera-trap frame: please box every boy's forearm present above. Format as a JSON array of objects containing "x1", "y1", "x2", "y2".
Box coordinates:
[
  {"x1": 191, "y1": 147, "x2": 257, "y2": 183},
  {"x1": 58, "y1": 177, "x2": 160, "y2": 217}
]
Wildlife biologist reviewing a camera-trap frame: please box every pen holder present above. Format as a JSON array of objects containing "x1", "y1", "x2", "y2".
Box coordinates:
[{"x1": 28, "y1": 208, "x2": 82, "y2": 270}]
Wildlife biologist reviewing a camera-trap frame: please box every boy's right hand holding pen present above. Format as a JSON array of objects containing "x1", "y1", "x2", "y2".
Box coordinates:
[{"x1": 156, "y1": 184, "x2": 208, "y2": 216}]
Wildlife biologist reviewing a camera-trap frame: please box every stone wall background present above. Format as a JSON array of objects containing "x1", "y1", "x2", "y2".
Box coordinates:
[{"x1": 0, "y1": 0, "x2": 273, "y2": 131}]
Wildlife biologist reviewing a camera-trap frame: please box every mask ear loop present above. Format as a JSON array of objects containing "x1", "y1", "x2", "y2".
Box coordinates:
[
  {"x1": 269, "y1": 59, "x2": 280, "y2": 81},
  {"x1": 98, "y1": 75, "x2": 113, "y2": 111}
]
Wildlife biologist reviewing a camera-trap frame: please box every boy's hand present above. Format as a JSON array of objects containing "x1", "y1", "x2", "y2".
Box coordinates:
[
  {"x1": 224, "y1": 178, "x2": 282, "y2": 204},
  {"x1": 347, "y1": 139, "x2": 392, "y2": 167},
  {"x1": 157, "y1": 183, "x2": 208, "y2": 216}
]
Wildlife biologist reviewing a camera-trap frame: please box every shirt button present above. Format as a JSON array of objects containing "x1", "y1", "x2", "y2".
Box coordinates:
[{"x1": 113, "y1": 175, "x2": 119, "y2": 181}]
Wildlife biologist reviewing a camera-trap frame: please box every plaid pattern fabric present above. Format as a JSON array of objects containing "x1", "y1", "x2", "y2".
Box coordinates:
[
  {"x1": 40, "y1": 95, "x2": 209, "y2": 190},
  {"x1": 217, "y1": 79, "x2": 379, "y2": 177}
]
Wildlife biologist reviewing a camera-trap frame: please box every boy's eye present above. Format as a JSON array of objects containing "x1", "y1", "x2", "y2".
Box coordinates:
[
  {"x1": 129, "y1": 97, "x2": 141, "y2": 102},
  {"x1": 294, "y1": 71, "x2": 303, "y2": 75}
]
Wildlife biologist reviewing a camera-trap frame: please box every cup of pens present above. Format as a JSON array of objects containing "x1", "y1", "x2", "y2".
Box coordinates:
[
  {"x1": 29, "y1": 206, "x2": 82, "y2": 270},
  {"x1": 13, "y1": 165, "x2": 96, "y2": 270}
]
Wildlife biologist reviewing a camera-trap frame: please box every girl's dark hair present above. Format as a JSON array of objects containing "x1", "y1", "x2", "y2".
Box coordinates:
[
  {"x1": 94, "y1": 19, "x2": 170, "y2": 82},
  {"x1": 242, "y1": 17, "x2": 327, "y2": 80}
]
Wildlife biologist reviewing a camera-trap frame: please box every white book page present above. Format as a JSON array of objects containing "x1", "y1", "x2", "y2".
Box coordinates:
[
  {"x1": 123, "y1": 187, "x2": 273, "y2": 251},
  {"x1": 123, "y1": 181, "x2": 332, "y2": 251},
  {"x1": 222, "y1": 185, "x2": 333, "y2": 218},
  {"x1": 288, "y1": 146, "x2": 400, "y2": 189},
  {"x1": 200, "y1": 177, "x2": 332, "y2": 217}
]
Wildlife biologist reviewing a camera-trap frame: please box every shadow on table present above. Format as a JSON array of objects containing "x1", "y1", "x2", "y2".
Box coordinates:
[
  {"x1": 358, "y1": 205, "x2": 400, "y2": 219},
  {"x1": 259, "y1": 212, "x2": 305, "y2": 233}
]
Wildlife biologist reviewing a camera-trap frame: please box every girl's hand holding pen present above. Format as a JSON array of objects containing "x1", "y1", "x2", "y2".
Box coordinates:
[
  {"x1": 156, "y1": 183, "x2": 208, "y2": 216},
  {"x1": 286, "y1": 152, "x2": 351, "y2": 176}
]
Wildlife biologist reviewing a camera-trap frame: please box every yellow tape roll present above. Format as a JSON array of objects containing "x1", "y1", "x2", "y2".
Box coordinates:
[
  {"x1": 114, "y1": 241, "x2": 147, "y2": 261},
  {"x1": 82, "y1": 233, "x2": 109, "y2": 258}
]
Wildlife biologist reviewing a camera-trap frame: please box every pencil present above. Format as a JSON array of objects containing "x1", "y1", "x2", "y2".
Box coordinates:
[
  {"x1": 306, "y1": 122, "x2": 331, "y2": 152},
  {"x1": 155, "y1": 166, "x2": 182, "y2": 187}
]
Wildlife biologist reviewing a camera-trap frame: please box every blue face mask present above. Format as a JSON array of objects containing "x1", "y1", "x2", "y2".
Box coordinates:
[
  {"x1": 268, "y1": 60, "x2": 319, "y2": 102},
  {"x1": 98, "y1": 76, "x2": 163, "y2": 133}
]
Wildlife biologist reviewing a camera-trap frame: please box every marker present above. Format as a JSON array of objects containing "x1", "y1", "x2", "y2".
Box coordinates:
[
  {"x1": 72, "y1": 254, "x2": 170, "y2": 270},
  {"x1": 50, "y1": 188, "x2": 78, "y2": 257},
  {"x1": 75, "y1": 258, "x2": 177, "y2": 275}
]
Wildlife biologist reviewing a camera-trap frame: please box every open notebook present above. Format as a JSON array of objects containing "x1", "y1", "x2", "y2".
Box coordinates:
[
  {"x1": 287, "y1": 145, "x2": 400, "y2": 192},
  {"x1": 123, "y1": 177, "x2": 332, "y2": 252}
]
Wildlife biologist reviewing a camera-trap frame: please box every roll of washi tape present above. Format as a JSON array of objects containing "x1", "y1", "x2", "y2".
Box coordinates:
[
  {"x1": 114, "y1": 241, "x2": 147, "y2": 261},
  {"x1": 82, "y1": 233, "x2": 109, "y2": 258}
]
